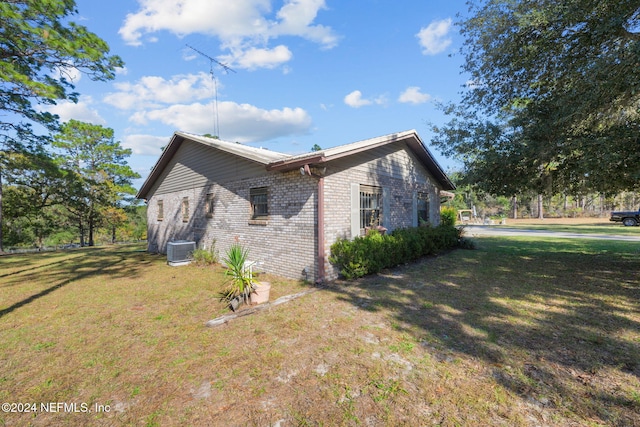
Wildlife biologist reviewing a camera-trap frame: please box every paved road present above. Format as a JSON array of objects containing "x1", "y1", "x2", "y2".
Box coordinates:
[{"x1": 463, "y1": 225, "x2": 640, "y2": 242}]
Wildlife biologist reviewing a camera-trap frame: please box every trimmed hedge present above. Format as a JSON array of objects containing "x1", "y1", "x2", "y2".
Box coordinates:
[{"x1": 329, "y1": 224, "x2": 461, "y2": 280}]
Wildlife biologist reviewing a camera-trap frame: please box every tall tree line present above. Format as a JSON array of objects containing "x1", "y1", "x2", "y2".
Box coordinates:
[
  {"x1": 431, "y1": 0, "x2": 640, "y2": 208},
  {"x1": 4, "y1": 120, "x2": 140, "y2": 248},
  {"x1": 0, "y1": 0, "x2": 126, "y2": 251}
]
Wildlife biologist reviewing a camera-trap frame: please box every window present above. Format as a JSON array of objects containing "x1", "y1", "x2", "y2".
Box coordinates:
[
  {"x1": 250, "y1": 187, "x2": 269, "y2": 220},
  {"x1": 157, "y1": 200, "x2": 164, "y2": 221},
  {"x1": 417, "y1": 192, "x2": 430, "y2": 225},
  {"x1": 360, "y1": 185, "x2": 383, "y2": 231},
  {"x1": 181, "y1": 197, "x2": 189, "y2": 222},
  {"x1": 205, "y1": 193, "x2": 214, "y2": 218}
]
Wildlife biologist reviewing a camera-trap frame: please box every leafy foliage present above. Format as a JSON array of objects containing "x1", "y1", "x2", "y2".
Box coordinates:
[
  {"x1": 190, "y1": 240, "x2": 219, "y2": 266},
  {"x1": 440, "y1": 206, "x2": 457, "y2": 227},
  {"x1": 432, "y1": 0, "x2": 640, "y2": 196},
  {"x1": 220, "y1": 244, "x2": 255, "y2": 310},
  {"x1": 0, "y1": 0, "x2": 123, "y2": 251},
  {"x1": 329, "y1": 225, "x2": 461, "y2": 280},
  {"x1": 53, "y1": 120, "x2": 139, "y2": 246},
  {"x1": 0, "y1": 0, "x2": 123, "y2": 134}
]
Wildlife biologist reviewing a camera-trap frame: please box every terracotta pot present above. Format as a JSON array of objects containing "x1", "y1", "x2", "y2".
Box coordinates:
[{"x1": 250, "y1": 282, "x2": 271, "y2": 305}]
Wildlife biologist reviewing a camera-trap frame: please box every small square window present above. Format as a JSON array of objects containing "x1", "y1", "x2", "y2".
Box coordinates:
[
  {"x1": 205, "y1": 193, "x2": 215, "y2": 218},
  {"x1": 181, "y1": 197, "x2": 189, "y2": 222},
  {"x1": 250, "y1": 187, "x2": 268, "y2": 220},
  {"x1": 157, "y1": 200, "x2": 164, "y2": 221}
]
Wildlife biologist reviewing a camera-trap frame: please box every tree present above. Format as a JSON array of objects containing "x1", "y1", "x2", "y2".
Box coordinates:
[
  {"x1": 54, "y1": 120, "x2": 139, "y2": 246},
  {"x1": 2, "y1": 148, "x2": 66, "y2": 247},
  {"x1": 311, "y1": 144, "x2": 322, "y2": 152},
  {"x1": 0, "y1": 0, "x2": 123, "y2": 251},
  {"x1": 433, "y1": 0, "x2": 640, "y2": 199}
]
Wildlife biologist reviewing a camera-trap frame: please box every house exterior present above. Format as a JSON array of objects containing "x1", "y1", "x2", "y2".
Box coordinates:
[{"x1": 136, "y1": 130, "x2": 455, "y2": 282}]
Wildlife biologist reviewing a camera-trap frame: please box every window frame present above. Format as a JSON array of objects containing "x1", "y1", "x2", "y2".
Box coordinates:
[
  {"x1": 181, "y1": 197, "x2": 189, "y2": 222},
  {"x1": 205, "y1": 193, "x2": 215, "y2": 218},
  {"x1": 417, "y1": 191, "x2": 430, "y2": 225},
  {"x1": 359, "y1": 185, "x2": 383, "y2": 232},
  {"x1": 157, "y1": 199, "x2": 164, "y2": 221},
  {"x1": 249, "y1": 186, "x2": 269, "y2": 220}
]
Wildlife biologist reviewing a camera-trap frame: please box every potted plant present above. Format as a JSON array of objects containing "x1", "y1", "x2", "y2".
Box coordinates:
[{"x1": 219, "y1": 244, "x2": 255, "y2": 311}]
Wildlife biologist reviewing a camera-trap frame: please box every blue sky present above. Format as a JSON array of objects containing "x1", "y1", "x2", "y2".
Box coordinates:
[{"x1": 46, "y1": 0, "x2": 470, "y2": 188}]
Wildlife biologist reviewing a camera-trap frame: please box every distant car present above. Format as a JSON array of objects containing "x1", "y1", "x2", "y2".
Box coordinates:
[{"x1": 609, "y1": 208, "x2": 640, "y2": 226}]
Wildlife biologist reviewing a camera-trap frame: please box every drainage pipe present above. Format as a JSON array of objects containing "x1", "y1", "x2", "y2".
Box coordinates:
[{"x1": 303, "y1": 164, "x2": 325, "y2": 283}]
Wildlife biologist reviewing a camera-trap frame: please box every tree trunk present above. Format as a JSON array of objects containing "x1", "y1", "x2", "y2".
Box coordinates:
[
  {"x1": 79, "y1": 219, "x2": 85, "y2": 247},
  {"x1": 111, "y1": 225, "x2": 116, "y2": 244},
  {"x1": 537, "y1": 194, "x2": 544, "y2": 219},
  {"x1": 511, "y1": 195, "x2": 518, "y2": 219},
  {"x1": 88, "y1": 216, "x2": 95, "y2": 246}
]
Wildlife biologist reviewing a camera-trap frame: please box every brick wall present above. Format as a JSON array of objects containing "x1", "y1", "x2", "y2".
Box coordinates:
[
  {"x1": 320, "y1": 150, "x2": 441, "y2": 281},
  {"x1": 146, "y1": 143, "x2": 444, "y2": 282},
  {"x1": 147, "y1": 170, "x2": 318, "y2": 281}
]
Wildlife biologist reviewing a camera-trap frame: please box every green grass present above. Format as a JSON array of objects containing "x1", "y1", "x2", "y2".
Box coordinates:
[
  {"x1": 0, "y1": 239, "x2": 638, "y2": 426},
  {"x1": 483, "y1": 222, "x2": 640, "y2": 235}
]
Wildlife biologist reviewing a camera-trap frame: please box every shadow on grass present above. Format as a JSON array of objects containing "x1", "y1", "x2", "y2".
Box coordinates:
[
  {"x1": 324, "y1": 237, "x2": 640, "y2": 425},
  {"x1": 0, "y1": 245, "x2": 151, "y2": 319},
  {"x1": 0, "y1": 252, "x2": 87, "y2": 281}
]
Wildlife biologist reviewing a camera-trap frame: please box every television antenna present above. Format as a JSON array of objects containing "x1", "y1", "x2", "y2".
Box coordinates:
[{"x1": 186, "y1": 44, "x2": 236, "y2": 138}]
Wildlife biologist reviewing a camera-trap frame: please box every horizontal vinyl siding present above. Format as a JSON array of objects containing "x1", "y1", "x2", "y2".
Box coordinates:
[
  {"x1": 149, "y1": 140, "x2": 267, "y2": 197},
  {"x1": 327, "y1": 142, "x2": 433, "y2": 184}
]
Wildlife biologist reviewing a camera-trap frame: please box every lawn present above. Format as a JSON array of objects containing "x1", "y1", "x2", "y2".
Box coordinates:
[
  {"x1": 0, "y1": 238, "x2": 638, "y2": 426},
  {"x1": 480, "y1": 217, "x2": 640, "y2": 236}
]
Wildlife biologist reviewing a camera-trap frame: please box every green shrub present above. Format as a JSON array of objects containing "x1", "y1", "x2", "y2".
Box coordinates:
[
  {"x1": 440, "y1": 206, "x2": 457, "y2": 227},
  {"x1": 190, "y1": 240, "x2": 218, "y2": 265},
  {"x1": 329, "y1": 224, "x2": 462, "y2": 280}
]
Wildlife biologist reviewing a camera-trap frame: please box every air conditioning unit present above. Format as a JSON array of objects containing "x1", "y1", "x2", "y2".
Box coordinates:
[{"x1": 167, "y1": 240, "x2": 196, "y2": 266}]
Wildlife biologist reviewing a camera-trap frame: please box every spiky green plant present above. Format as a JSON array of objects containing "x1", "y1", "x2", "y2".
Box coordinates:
[{"x1": 220, "y1": 244, "x2": 254, "y2": 310}]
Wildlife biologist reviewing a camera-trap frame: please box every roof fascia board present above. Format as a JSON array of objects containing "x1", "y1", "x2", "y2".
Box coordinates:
[
  {"x1": 404, "y1": 136, "x2": 456, "y2": 191},
  {"x1": 267, "y1": 130, "x2": 455, "y2": 190}
]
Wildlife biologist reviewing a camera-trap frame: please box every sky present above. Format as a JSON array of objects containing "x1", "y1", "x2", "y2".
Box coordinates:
[{"x1": 45, "y1": 0, "x2": 471, "y2": 190}]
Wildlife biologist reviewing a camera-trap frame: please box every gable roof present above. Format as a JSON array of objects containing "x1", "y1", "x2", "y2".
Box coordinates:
[
  {"x1": 266, "y1": 129, "x2": 455, "y2": 190},
  {"x1": 137, "y1": 129, "x2": 454, "y2": 199},
  {"x1": 136, "y1": 131, "x2": 290, "y2": 199}
]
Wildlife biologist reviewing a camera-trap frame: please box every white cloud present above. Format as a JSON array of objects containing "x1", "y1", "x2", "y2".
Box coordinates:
[
  {"x1": 344, "y1": 90, "x2": 386, "y2": 108},
  {"x1": 103, "y1": 72, "x2": 214, "y2": 110},
  {"x1": 416, "y1": 18, "x2": 452, "y2": 55},
  {"x1": 220, "y1": 45, "x2": 293, "y2": 70},
  {"x1": 344, "y1": 90, "x2": 370, "y2": 108},
  {"x1": 131, "y1": 101, "x2": 313, "y2": 142},
  {"x1": 122, "y1": 134, "x2": 168, "y2": 156},
  {"x1": 272, "y1": 0, "x2": 338, "y2": 48},
  {"x1": 55, "y1": 66, "x2": 82, "y2": 84},
  {"x1": 398, "y1": 86, "x2": 432, "y2": 104},
  {"x1": 119, "y1": 0, "x2": 338, "y2": 69},
  {"x1": 119, "y1": 0, "x2": 271, "y2": 46},
  {"x1": 41, "y1": 96, "x2": 106, "y2": 125}
]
